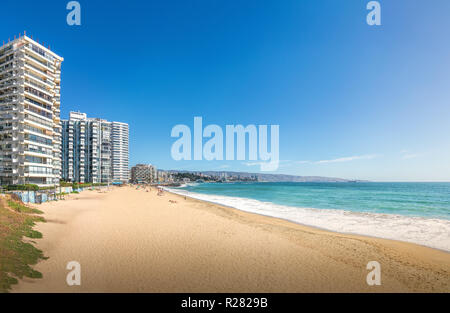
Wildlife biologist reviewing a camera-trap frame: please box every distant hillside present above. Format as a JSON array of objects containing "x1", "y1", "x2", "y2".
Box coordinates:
[{"x1": 166, "y1": 170, "x2": 365, "y2": 183}]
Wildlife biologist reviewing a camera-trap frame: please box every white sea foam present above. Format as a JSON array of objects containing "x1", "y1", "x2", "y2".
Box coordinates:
[
  {"x1": 166, "y1": 188, "x2": 450, "y2": 252},
  {"x1": 175, "y1": 182, "x2": 200, "y2": 188}
]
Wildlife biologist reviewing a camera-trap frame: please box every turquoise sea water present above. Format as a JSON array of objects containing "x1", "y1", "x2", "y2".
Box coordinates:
[{"x1": 178, "y1": 182, "x2": 450, "y2": 220}]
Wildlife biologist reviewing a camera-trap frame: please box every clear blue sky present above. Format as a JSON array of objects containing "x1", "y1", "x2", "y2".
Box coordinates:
[{"x1": 2, "y1": 0, "x2": 450, "y2": 181}]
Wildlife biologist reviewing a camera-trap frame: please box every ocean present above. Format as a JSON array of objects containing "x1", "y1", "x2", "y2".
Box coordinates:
[{"x1": 167, "y1": 182, "x2": 450, "y2": 251}]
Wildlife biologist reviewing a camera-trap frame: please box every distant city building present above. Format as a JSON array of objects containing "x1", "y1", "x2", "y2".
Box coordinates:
[
  {"x1": 157, "y1": 170, "x2": 173, "y2": 183},
  {"x1": 61, "y1": 111, "x2": 128, "y2": 184},
  {"x1": 131, "y1": 164, "x2": 157, "y2": 184},
  {"x1": 0, "y1": 35, "x2": 63, "y2": 186}
]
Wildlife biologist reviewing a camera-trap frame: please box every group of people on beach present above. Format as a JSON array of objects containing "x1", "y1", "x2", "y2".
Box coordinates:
[
  {"x1": 134, "y1": 184, "x2": 183, "y2": 205},
  {"x1": 135, "y1": 184, "x2": 165, "y2": 196}
]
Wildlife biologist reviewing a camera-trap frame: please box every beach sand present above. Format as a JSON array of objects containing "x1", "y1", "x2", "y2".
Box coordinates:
[{"x1": 12, "y1": 186, "x2": 450, "y2": 293}]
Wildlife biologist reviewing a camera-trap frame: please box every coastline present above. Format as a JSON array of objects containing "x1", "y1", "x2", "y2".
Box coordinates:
[
  {"x1": 164, "y1": 187, "x2": 450, "y2": 253},
  {"x1": 13, "y1": 186, "x2": 450, "y2": 293},
  {"x1": 165, "y1": 186, "x2": 450, "y2": 252}
]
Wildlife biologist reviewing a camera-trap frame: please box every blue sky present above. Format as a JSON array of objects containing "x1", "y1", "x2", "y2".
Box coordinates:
[{"x1": 1, "y1": 0, "x2": 450, "y2": 181}]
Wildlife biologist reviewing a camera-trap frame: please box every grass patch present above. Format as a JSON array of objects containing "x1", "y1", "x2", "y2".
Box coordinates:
[
  {"x1": 0, "y1": 196, "x2": 46, "y2": 293},
  {"x1": 7, "y1": 200, "x2": 43, "y2": 214}
]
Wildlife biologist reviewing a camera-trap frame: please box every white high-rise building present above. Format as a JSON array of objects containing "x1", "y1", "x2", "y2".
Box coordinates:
[
  {"x1": 111, "y1": 122, "x2": 129, "y2": 183},
  {"x1": 61, "y1": 112, "x2": 111, "y2": 183},
  {"x1": 61, "y1": 112, "x2": 128, "y2": 184},
  {"x1": 0, "y1": 35, "x2": 63, "y2": 186}
]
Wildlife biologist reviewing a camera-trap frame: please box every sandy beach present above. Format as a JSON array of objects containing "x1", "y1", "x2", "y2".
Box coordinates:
[{"x1": 12, "y1": 186, "x2": 450, "y2": 293}]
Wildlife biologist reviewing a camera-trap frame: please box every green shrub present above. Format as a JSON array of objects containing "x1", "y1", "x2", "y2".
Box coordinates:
[
  {"x1": 38, "y1": 186, "x2": 56, "y2": 191},
  {"x1": 58, "y1": 181, "x2": 108, "y2": 188},
  {"x1": 5, "y1": 184, "x2": 39, "y2": 191}
]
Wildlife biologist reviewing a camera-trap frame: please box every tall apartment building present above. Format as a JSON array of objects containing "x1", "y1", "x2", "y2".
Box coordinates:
[
  {"x1": 0, "y1": 35, "x2": 63, "y2": 186},
  {"x1": 130, "y1": 164, "x2": 157, "y2": 184},
  {"x1": 61, "y1": 112, "x2": 128, "y2": 184},
  {"x1": 111, "y1": 122, "x2": 129, "y2": 183},
  {"x1": 61, "y1": 112, "x2": 112, "y2": 183}
]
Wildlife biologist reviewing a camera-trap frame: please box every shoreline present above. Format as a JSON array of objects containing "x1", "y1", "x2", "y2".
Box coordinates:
[
  {"x1": 165, "y1": 188, "x2": 450, "y2": 254},
  {"x1": 165, "y1": 186, "x2": 450, "y2": 252},
  {"x1": 13, "y1": 186, "x2": 450, "y2": 292}
]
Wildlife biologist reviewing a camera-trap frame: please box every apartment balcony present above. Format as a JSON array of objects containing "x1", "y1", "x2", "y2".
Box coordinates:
[
  {"x1": 11, "y1": 124, "x2": 23, "y2": 132},
  {"x1": 24, "y1": 172, "x2": 56, "y2": 178},
  {"x1": 24, "y1": 71, "x2": 53, "y2": 89},
  {"x1": 24, "y1": 50, "x2": 53, "y2": 69},
  {"x1": 0, "y1": 91, "x2": 20, "y2": 100},
  {"x1": 11, "y1": 157, "x2": 21, "y2": 164},
  {"x1": 0, "y1": 106, "x2": 19, "y2": 113},
  {"x1": 24, "y1": 105, "x2": 52, "y2": 121},
  {"x1": 12, "y1": 63, "x2": 24, "y2": 71},
  {"x1": 11, "y1": 145, "x2": 20, "y2": 153},
  {"x1": 1, "y1": 171, "x2": 20, "y2": 177},
  {"x1": 25, "y1": 90, "x2": 53, "y2": 107},
  {"x1": 24, "y1": 79, "x2": 52, "y2": 97},
  {"x1": 12, "y1": 134, "x2": 24, "y2": 141},
  {"x1": 24, "y1": 148, "x2": 52, "y2": 157},
  {"x1": 24, "y1": 128, "x2": 53, "y2": 140},
  {"x1": 24, "y1": 115, "x2": 53, "y2": 130},
  {"x1": 23, "y1": 46, "x2": 53, "y2": 65},
  {"x1": 0, "y1": 80, "x2": 19, "y2": 89},
  {"x1": 24, "y1": 63, "x2": 54, "y2": 83}
]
